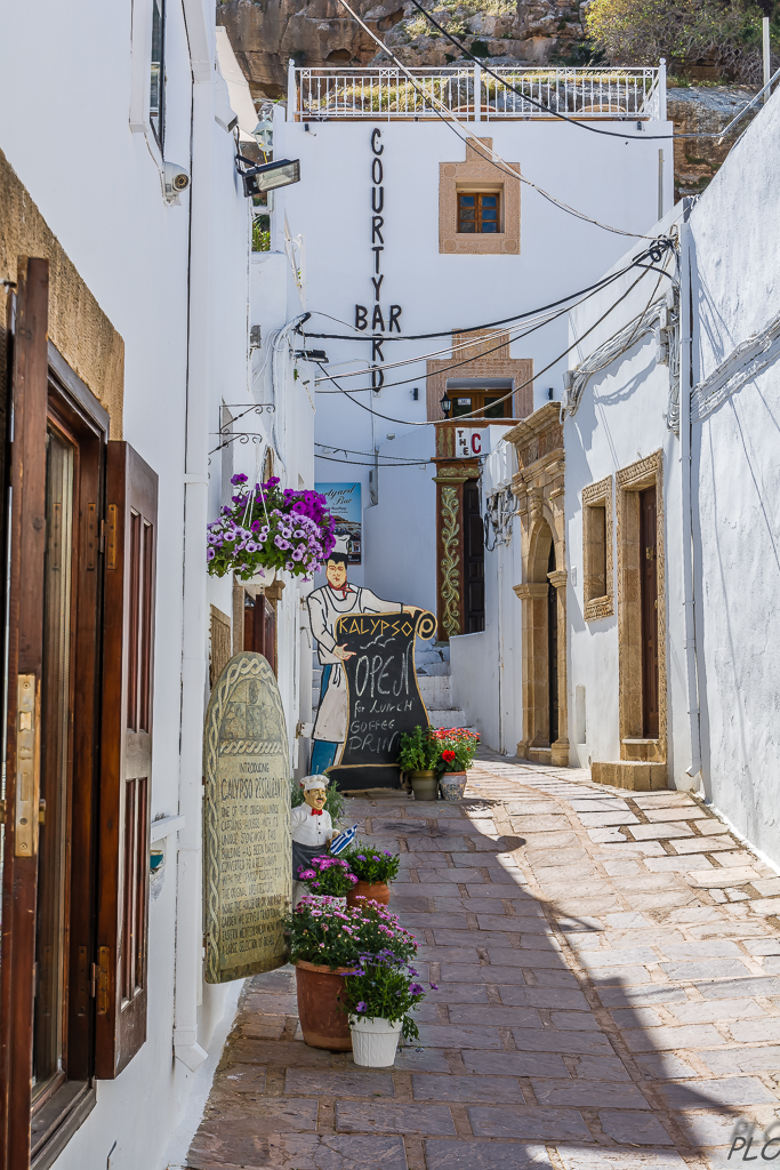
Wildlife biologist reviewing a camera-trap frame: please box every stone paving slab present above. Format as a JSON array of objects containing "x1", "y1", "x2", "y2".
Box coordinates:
[{"x1": 186, "y1": 755, "x2": 780, "y2": 1170}]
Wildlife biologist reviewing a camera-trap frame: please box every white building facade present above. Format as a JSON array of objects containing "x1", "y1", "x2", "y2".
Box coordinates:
[
  {"x1": 0, "y1": 5, "x2": 313, "y2": 1169},
  {"x1": 562, "y1": 89, "x2": 780, "y2": 861}
]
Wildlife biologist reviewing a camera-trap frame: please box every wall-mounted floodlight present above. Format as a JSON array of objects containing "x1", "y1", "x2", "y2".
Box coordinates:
[{"x1": 240, "y1": 158, "x2": 301, "y2": 198}]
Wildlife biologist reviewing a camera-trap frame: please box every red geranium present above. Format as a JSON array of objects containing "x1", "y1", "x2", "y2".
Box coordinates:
[
  {"x1": 441, "y1": 750, "x2": 456, "y2": 763},
  {"x1": 434, "y1": 728, "x2": 480, "y2": 773}
]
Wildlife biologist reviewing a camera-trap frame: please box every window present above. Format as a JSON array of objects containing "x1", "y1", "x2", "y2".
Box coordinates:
[
  {"x1": 582, "y1": 476, "x2": 613, "y2": 622},
  {"x1": 457, "y1": 191, "x2": 500, "y2": 234},
  {"x1": 149, "y1": 0, "x2": 165, "y2": 144},
  {"x1": 443, "y1": 386, "x2": 513, "y2": 419}
]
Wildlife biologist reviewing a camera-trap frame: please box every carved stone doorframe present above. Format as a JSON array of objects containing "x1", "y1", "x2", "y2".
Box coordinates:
[
  {"x1": 506, "y1": 403, "x2": 569, "y2": 766},
  {"x1": 433, "y1": 462, "x2": 480, "y2": 640}
]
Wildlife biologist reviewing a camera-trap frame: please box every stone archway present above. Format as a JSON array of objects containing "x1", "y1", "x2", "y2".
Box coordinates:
[{"x1": 507, "y1": 404, "x2": 569, "y2": 766}]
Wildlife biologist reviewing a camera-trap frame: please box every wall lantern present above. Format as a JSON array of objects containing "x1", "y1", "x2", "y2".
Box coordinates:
[
  {"x1": 440, "y1": 393, "x2": 452, "y2": 418},
  {"x1": 239, "y1": 158, "x2": 301, "y2": 198},
  {"x1": 252, "y1": 115, "x2": 274, "y2": 151}
]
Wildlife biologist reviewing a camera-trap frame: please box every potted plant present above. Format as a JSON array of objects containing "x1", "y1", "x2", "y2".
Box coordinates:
[
  {"x1": 343, "y1": 954, "x2": 435, "y2": 1067},
  {"x1": 434, "y1": 727, "x2": 480, "y2": 800},
  {"x1": 397, "y1": 725, "x2": 441, "y2": 801},
  {"x1": 342, "y1": 842, "x2": 400, "y2": 908},
  {"x1": 287, "y1": 899, "x2": 417, "y2": 1051},
  {"x1": 296, "y1": 855, "x2": 358, "y2": 905},
  {"x1": 206, "y1": 473, "x2": 336, "y2": 587}
]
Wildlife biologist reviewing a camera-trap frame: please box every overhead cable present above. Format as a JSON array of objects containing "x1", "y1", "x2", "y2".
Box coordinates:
[
  {"x1": 312, "y1": 253, "x2": 674, "y2": 428},
  {"x1": 405, "y1": 0, "x2": 767, "y2": 144},
  {"x1": 302, "y1": 238, "x2": 674, "y2": 344}
]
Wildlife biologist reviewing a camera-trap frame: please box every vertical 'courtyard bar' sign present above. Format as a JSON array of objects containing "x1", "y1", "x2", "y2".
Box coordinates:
[
  {"x1": 354, "y1": 129, "x2": 403, "y2": 390},
  {"x1": 203, "y1": 652, "x2": 291, "y2": 983}
]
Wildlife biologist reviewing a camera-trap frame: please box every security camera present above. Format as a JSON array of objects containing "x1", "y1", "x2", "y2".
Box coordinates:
[{"x1": 162, "y1": 162, "x2": 190, "y2": 202}]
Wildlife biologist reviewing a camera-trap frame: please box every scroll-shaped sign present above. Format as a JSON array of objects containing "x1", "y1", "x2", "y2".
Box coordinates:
[
  {"x1": 327, "y1": 610, "x2": 437, "y2": 790},
  {"x1": 203, "y1": 653, "x2": 291, "y2": 984}
]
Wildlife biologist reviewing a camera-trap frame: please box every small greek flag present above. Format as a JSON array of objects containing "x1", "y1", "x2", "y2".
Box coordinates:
[{"x1": 329, "y1": 823, "x2": 358, "y2": 856}]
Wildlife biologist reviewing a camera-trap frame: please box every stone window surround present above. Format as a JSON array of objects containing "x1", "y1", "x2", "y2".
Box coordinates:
[
  {"x1": 426, "y1": 329, "x2": 533, "y2": 421},
  {"x1": 616, "y1": 450, "x2": 666, "y2": 766},
  {"x1": 582, "y1": 474, "x2": 614, "y2": 622},
  {"x1": 439, "y1": 137, "x2": 521, "y2": 255}
]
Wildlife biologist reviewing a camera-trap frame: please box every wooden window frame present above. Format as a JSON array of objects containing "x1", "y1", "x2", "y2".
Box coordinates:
[
  {"x1": 149, "y1": 0, "x2": 166, "y2": 147},
  {"x1": 582, "y1": 475, "x2": 613, "y2": 622},
  {"x1": 456, "y1": 190, "x2": 501, "y2": 234}
]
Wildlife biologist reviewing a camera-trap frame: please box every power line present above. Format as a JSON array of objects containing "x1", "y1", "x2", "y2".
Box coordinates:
[
  {"x1": 309, "y1": 240, "x2": 674, "y2": 394},
  {"x1": 313, "y1": 251, "x2": 674, "y2": 427},
  {"x1": 315, "y1": 442, "x2": 423, "y2": 463},
  {"x1": 301, "y1": 239, "x2": 673, "y2": 345},
  {"x1": 404, "y1": 0, "x2": 759, "y2": 144},
  {"x1": 331, "y1": 0, "x2": 671, "y2": 240},
  {"x1": 315, "y1": 450, "x2": 431, "y2": 467}
]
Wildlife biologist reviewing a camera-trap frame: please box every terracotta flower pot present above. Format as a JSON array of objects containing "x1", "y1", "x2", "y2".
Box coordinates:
[
  {"x1": 409, "y1": 770, "x2": 438, "y2": 801},
  {"x1": 439, "y1": 771, "x2": 468, "y2": 801},
  {"x1": 294, "y1": 960, "x2": 352, "y2": 1051},
  {"x1": 346, "y1": 880, "x2": 391, "y2": 909}
]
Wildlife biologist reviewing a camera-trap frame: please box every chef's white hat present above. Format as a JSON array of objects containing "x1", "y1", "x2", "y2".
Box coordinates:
[
  {"x1": 301, "y1": 773, "x2": 330, "y2": 792},
  {"x1": 332, "y1": 535, "x2": 350, "y2": 556}
]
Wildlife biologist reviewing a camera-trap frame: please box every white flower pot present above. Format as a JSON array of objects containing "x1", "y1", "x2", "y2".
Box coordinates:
[
  {"x1": 242, "y1": 567, "x2": 276, "y2": 597},
  {"x1": 349, "y1": 1015, "x2": 402, "y2": 1067}
]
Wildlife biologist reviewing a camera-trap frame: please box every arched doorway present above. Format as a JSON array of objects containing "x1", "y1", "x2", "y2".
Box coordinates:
[{"x1": 509, "y1": 402, "x2": 569, "y2": 766}]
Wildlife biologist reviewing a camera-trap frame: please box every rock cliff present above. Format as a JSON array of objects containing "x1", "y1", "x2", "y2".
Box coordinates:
[{"x1": 216, "y1": 0, "x2": 758, "y2": 195}]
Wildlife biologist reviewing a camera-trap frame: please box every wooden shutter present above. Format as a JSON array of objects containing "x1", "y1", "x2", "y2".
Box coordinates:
[
  {"x1": 95, "y1": 442, "x2": 158, "y2": 1078},
  {"x1": 0, "y1": 258, "x2": 49, "y2": 1170}
]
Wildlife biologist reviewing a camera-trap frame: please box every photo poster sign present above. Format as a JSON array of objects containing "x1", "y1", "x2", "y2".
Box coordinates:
[{"x1": 316, "y1": 482, "x2": 362, "y2": 565}]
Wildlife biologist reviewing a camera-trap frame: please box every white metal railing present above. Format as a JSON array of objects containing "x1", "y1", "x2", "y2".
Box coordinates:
[{"x1": 289, "y1": 62, "x2": 665, "y2": 122}]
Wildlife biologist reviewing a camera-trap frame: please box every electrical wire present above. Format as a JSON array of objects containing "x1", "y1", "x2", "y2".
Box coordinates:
[
  {"x1": 301, "y1": 238, "x2": 673, "y2": 344},
  {"x1": 309, "y1": 241, "x2": 674, "y2": 394},
  {"x1": 331, "y1": 0, "x2": 671, "y2": 240},
  {"x1": 313, "y1": 253, "x2": 673, "y2": 427},
  {"x1": 315, "y1": 451, "x2": 431, "y2": 467},
  {"x1": 404, "y1": 0, "x2": 760, "y2": 144},
  {"x1": 315, "y1": 441, "x2": 423, "y2": 463}
]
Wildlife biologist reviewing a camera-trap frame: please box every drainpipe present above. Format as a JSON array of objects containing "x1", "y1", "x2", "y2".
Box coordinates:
[
  {"x1": 679, "y1": 205, "x2": 702, "y2": 785},
  {"x1": 173, "y1": 0, "x2": 213, "y2": 1072}
]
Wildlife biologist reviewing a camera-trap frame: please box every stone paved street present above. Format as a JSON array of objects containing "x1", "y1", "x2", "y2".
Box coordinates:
[{"x1": 186, "y1": 757, "x2": 780, "y2": 1170}]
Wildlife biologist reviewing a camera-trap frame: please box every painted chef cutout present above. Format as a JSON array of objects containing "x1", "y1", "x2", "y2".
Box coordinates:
[
  {"x1": 307, "y1": 538, "x2": 419, "y2": 773},
  {"x1": 291, "y1": 774, "x2": 334, "y2": 896}
]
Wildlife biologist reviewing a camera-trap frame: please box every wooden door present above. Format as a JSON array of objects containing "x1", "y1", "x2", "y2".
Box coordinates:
[
  {"x1": 462, "y1": 481, "x2": 485, "y2": 634},
  {"x1": 244, "y1": 594, "x2": 277, "y2": 675},
  {"x1": 547, "y1": 544, "x2": 559, "y2": 744},
  {"x1": 639, "y1": 486, "x2": 659, "y2": 739},
  {"x1": 0, "y1": 259, "x2": 50, "y2": 1170}
]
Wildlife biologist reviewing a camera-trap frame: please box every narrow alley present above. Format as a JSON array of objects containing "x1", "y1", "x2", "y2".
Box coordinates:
[{"x1": 185, "y1": 756, "x2": 780, "y2": 1170}]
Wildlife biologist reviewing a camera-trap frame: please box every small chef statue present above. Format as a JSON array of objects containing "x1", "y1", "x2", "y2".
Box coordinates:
[{"x1": 291, "y1": 774, "x2": 334, "y2": 905}]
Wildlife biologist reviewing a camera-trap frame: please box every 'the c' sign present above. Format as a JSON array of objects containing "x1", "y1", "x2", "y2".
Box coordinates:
[{"x1": 454, "y1": 427, "x2": 483, "y2": 458}]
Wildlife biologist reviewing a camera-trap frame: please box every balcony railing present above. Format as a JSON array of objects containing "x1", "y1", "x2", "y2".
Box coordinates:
[{"x1": 288, "y1": 62, "x2": 666, "y2": 122}]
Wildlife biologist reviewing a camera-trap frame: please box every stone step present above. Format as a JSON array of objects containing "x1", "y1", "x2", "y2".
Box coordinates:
[
  {"x1": 427, "y1": 706, "x2": 469, "y2": 729},
  {"x1": 418, "y1": 674, "x2": 452, "y2": 707},
  {"x1": 417, "y1": 644, "x2": 450, "y2": 666},
  {"x1": 415, "y1": 659, "x2": 450, "y2": 677}
]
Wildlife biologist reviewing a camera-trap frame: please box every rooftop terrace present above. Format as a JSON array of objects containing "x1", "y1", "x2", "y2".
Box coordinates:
[{"x1": 288, "y1": 62, "x2": 667, "y2": 123}]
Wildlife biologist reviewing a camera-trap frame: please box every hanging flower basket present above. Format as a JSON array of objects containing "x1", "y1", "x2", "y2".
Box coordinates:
[{"x1": 206, "y1": 474, "x2": 336, "y2": 583}]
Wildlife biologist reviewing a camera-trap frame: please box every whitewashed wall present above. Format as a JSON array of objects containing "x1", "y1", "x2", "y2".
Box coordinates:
[
  {"x1": 273, "y1": 113, "x2": 674, "y2": 617},
  {"x1": 563, "y1": 219, "x2": 690, "y2": 781},
  {"x1": 0, "y1": 2, "x2": 309, "y2": 1167},
  {"x1": 687, "y1": 91, "x2": 780, "y2": 864},
  {"x1": 562, "y1": 88, "x2": 780, "y2": 867}
]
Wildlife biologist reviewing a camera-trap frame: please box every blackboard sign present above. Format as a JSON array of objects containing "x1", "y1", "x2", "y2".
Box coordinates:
[{"x1": 327, "y1": 610, "x2": 437, "y2": 790}]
